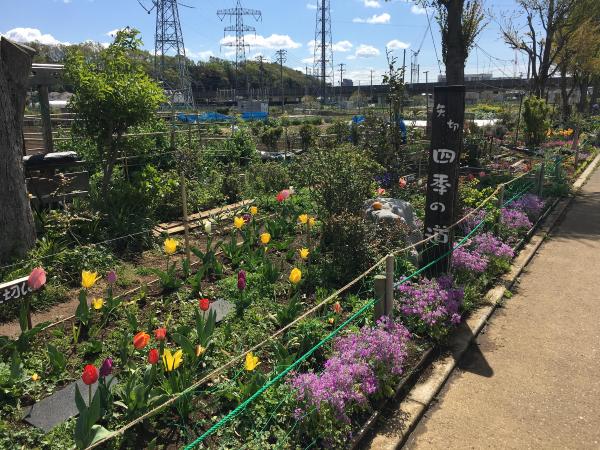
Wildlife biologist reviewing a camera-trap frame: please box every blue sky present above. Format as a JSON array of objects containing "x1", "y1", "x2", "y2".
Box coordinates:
[{"x1": 1, "y1": 0, "x2": 529, "y2": 84}]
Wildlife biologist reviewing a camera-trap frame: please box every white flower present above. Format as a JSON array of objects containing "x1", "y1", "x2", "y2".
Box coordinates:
[{"x1": 203, "y1": 219, "x2": 212, "y2": 234}]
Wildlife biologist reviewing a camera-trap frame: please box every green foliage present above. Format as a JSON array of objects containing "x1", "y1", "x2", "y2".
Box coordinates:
[
  {"x1": 294, "y1": 144, "x2": 382, "y2": 218},
  {"x1": 523, "y1": 95, "x2": 551, "y2": 147},
  {"x1": 259, "y1": 126, "x2": 283, "y2": 151},
  {"x1": 249, "y1": 162, "x2": 290, "y2": 195},
  {"x1": 73, "y1": 383, "x2": 110, "y2": 449}
]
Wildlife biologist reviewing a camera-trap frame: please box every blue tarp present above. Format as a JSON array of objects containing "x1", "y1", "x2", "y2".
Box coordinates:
[
  {"x1": 242, "y1": 111, "x2": 269, "y2": 121},
  {"x1": 352, "y1": 115, "x2": 366, "y2": 124},
  {"x1": 177, "y1": 112, "x2": 233, "y2": 123}
]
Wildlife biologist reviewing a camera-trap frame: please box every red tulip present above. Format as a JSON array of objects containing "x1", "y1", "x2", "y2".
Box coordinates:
[
  {"x1": 81, "y1": 364, "x2": 98, "y2": 385},
  {"x1": 148, "y1": 348, "x2": 159, "y2": 365},
  {"x1": 154, "y1": 328, "x2": 167, "y2": 341},
  {"x1": 133, "y1": 331, "x2": 150, "y2": 350},
  {"x1": 199, "y1": 298, "x2": 211, "y2": 311},
  {"x1": 276, "y1": 189, "x2": 290, "y2": 202},
  {"x1": 27, "y1": 267, "x2": 46, "y2": 291},
  {"x1": 479, "y1": 171, "x2": 486, "y2": 178},
  {"x1": 398, "y1": 177, "x2": 407, "y2": 189}
]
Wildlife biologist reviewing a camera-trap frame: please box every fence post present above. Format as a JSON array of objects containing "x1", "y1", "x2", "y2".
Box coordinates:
[
  {"x1": 385, "y1": 254, "x2": 395, "y2": 319},
  {"x1": 373, "y1": 275, "x2": 386, "y2": 322},
  {"x1": 537, "y1": 161, "x2": 545, "y2": 196}
]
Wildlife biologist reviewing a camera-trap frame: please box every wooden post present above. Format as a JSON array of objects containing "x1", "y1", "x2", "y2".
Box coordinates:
[
  {"x1": 572, "y1": 127, "x2": 580, "y2": 168},
  {"x1": 514, "y1": 92, "x2": 524, "y2": 148},
  {"x1": 187, "y1": 121, "x2": 192, "y2": 149},
  {"x1": 422, "y1": 85, "x2": 465, "y2": 277},
  {"x1": 385, "y1": 254, "x2": 394, "y2": 319},
  {"x1": 38, "y1": 85, "x2": 54, "y2": 153},
  {"x1": 180, "y1": 171, "x2": 191, "y2": 261},
  {"x1": 373, "y1": 275, "x2": 386, "y2": 322},
  {"x1": 537, "y1": 161, "x2": 545, "y2": 196},
  {"x1": 495, "y1": 184, "x2": 505, "y2": 233}
]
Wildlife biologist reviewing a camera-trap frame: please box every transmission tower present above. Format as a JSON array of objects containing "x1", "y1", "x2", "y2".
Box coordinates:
[
  {"x1": 312, "y1": 0, "x2": 334, "y2": 103},
  {"x1": 139, "y1": 0, "x2": 195, "y2": 108},
  {"x1": 275, "y1": 49, "x2": 287, "y2": 112},
  {"x1": 217, "y1": 0, "x2": 262, "y2": 97}
]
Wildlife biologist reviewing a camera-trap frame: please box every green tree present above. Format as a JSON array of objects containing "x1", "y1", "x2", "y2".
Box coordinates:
[{"x1": 65, "y1": 28, "x2": 165, "y2": 196}]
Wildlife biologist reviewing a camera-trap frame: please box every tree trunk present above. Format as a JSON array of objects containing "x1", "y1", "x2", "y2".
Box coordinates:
[
  {"x1": 559, "y1": 64, "x2": 571, "y2": 124},
  {"x1": 0, "y1": 38, "x2": 37, "y2": 264},
  {"x1": 445, "y1": 0, "x2": 465, "y2": 85},
  {"x1": 578, "y1": 79, "x2": 588, "y2": 113}
]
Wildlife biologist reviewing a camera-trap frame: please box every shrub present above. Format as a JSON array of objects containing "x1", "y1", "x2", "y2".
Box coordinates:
[
  {"x1": 523, "y1": 96, "x2": 551, "y2": 147},
  {"x1": 250, "y1": 162, "x2": 290, "y2": 195}
]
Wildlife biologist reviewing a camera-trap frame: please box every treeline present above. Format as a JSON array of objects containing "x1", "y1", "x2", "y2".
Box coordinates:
[{"x1": 26, "y1": 41, "x2": 319, "y2": 94}]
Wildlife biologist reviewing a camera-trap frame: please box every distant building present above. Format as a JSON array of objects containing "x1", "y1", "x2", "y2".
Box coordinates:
[
  {"x1": 437, "y1": 73, "x2": 493, "y2": 82},
  {"x1": 341, "y1": 78, "x2": 353, "y2": 87}
]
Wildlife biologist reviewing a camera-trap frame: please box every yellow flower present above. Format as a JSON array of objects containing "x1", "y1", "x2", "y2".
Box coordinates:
[
  {"x1": 250, "y1": 206, "x2": 258, "y2": 216},
  {"x1": 31, "y1": 373, "x2": 40, "y2": 382},
  {"x1": 91, "y1": 298, "x2": 104, "y2": 310},
  {"x1": 195, "y1": 345, "x2": 206, "y2": 357},
  {"x1": 260, "y1": 232, "x2": 271, "y2": 245},
  {"x1": 234, "y1": 216, "x2": 245, "y2": 229},
  {"x1": 299, "y1": 248, "x2": 310, "y2": 260},
  {"x1": 81, "y1": 271, "x2": 100, "y2": 289},
  {"x1": 164, "y1": 238, "x2": 178, "y2": 255},
  {"x1": 162, "y1": 348, "x2": 183, "y2": 372},
  {"x1": 328, "y1": 317, "x2": 335, "y2": 325},
  {"x1": 245, "y1": 352, "x2": 261, "y2": 371},
  {"x1": 289, "y1": 268, "x2": 302, "y2": 284},
  {"x1": 298, "y1": 214, "x2": 309, "y2": 225},
  {"x1": 308, "y1": 217, "x2": 316, "y2": 227}
]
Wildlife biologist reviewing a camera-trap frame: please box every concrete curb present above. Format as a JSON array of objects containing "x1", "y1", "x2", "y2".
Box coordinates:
[{"x1": 362, "y1": 152, "x2": 600, "y2": 450}]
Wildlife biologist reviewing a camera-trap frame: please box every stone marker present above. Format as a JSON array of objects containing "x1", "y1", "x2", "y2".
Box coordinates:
[
  {"x1": 22, "y1": 375, "x2": 115, "y2": 432},
  {"x1": 205, "y1": 298, "x2": 234, "y2": 323},
  {"x1": 364, "y1": 197, "x2": 423, "y2": 246}
]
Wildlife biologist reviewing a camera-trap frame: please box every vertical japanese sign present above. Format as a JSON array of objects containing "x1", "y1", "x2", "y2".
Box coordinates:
[{"x1": 422, "y1": 85, "x2": 465, "y2": 276}]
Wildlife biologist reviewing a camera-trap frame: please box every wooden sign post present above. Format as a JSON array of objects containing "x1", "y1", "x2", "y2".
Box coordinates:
[
  {"x1": 0, "y1": 276, "x2": 33, "y2": 329},
  {"x1": 421, "y1": 85, "x2": 465, "y2": 277}
]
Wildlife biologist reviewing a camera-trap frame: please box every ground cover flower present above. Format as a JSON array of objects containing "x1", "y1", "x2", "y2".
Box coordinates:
[
  {"x1": 472, "y1": 233, "x2": 514, "y2": 259},
  {"x1": 396, "y1": 276, "x2": 464, "y2": 341},
  {"x1": 509, "y1": 194, "x2": 544, "y2": 220},
  {"x1": 451, "y1": 247, "x2": 488, "y2": 273},
  {"x1": 500, "y1": 207, "x2": 533, "y2": 230}
]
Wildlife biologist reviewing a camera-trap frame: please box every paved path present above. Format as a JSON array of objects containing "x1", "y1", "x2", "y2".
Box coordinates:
[{"x1": 406, "y1": 167, "x2": 600, "y2": 450}]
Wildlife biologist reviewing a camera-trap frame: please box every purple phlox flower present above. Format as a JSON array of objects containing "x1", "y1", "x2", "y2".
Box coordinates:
[
  {"x1": 459, "y1": 208, "x2": 487, "y2": 235},
  {"x1": 451, "y1": 247, "x2": 488, "y2": 273},
  {"x1": 500, "y1": 207, "x2": 533, "y2": 230},
  {"x1": 509, "y1": 194, "x2": 545, "y2": 220},
  {"x1": 471, "y1": 232, "x2": 514, "y2": 259}
]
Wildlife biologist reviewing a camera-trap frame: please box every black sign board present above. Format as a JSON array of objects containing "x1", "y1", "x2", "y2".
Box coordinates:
[{"x1": 422, "y1": 85, "x2": 465, "y2": 276}]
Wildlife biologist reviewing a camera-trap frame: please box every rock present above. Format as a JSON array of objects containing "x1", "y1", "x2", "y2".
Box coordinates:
[{"x1": 364, "y1": 197, "x2": 422, "y2": 246}]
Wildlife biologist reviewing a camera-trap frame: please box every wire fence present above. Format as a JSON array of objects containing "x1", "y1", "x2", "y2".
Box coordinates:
[{"x1": 86, "y1": 164, "x2": 552, "y2": 449}]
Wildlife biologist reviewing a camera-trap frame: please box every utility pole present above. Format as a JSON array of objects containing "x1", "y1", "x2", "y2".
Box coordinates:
[
  {"x1": 255, "y1": 55, "x2": 265, "y2": 100},
  {"x1": 370, "y1": 69, "x2": 374, "y2": 101},
  {"x1": 338, "y1": 62, "x2": 345, "y2": 107},
  {"x1": 424, "y1": 70, "x2": 430, "y2": 138},
  {"x1": 402, "y1": 49, "x2": 406, "y2": 84},
  {"x1": 275, "y1": 49, "x2": 287, "y2": 113}
]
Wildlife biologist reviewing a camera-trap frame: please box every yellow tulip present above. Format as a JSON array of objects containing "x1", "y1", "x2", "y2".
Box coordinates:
[
  {"x1": 250, "y1": 206, "x2": 258, "y2": 216},
  {"x1": 234, "y1": 216, "x2": 245, "y2": 229},
  {"x1": 260, "y1": 232, "x2": 271, "y2": 245},
  {"x1": 91, "y1": 298, "x2": 104, "y2": 310},
  {"x1": 164, "y1": 238, "x2": 178, "y2": 255},
  {"x1": 162, "y1": 348, "x2": 183, "y2": 372},
  {"x1": 308, "y1": 217, "x2": 316, "y2": 227},
  {"x1": 81, "y1": 271, "x2": 100, "y2": 289},
  {"x1": 298, "y1": 214, "x2": 309, "y2": 225},
  {"x1": 299, "y1": 248, "x2": 310, "y2": 260},
  {"x1": 195, "y1": 345, "x2": 206, "y2": 357},
  {"x1": 289, "y1": 267, "x2": 302, "y2": 284},
  {"x1": 245, "y1": 352, "x2": 261, "y2": 371},
  {"x1": 31, "y1": 373, "x2": 40, "y2": 382}
]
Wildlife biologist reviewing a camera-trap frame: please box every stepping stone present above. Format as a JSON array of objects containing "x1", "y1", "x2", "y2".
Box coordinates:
[
  {"x1": 22, "y1": 375, "x2": 115, "y2": 432},
  {"x1": 205, "y1": 299, "x2": 233, "y2": 323}
]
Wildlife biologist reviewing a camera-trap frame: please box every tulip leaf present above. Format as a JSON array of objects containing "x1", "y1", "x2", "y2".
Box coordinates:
[{"x1": 172, "y1": 333, "x2": 195, "y2": 360}]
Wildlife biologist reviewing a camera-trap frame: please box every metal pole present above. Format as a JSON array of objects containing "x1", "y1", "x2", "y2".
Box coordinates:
[
  {"x1": 424, "y1": 70, "x2": 430, "y2": 138},
  {"x1": 514, "y1": 92, "x2": 524, "y2": 147}
]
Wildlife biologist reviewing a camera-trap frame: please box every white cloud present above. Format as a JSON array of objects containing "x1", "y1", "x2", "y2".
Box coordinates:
[
  {"x1": 306, "y1": 3, "x2": 317, "y2": 9},
  {"x1": 220, "y1": 33, "x2": 301, "y2": 50},
  {"x1": 1, "y1": 27, "x2": 69, "y2": 45},
  {"x1": 348, "y1": 44, "x2": 380, "y2": 59},
  {"x1": 301, "y1": 56, "x2": 314, "y2": 64},
  {"x1": 363, "y1": 0, "x2": 381, "y2": 7},
  {"x1": 186, "y1": 48, "x2": 215, "y2": 61},
  {"x1": 411, "y1": 4, "x2": 427, "y2": 15},
  {"x1": 387, "y1": 39, "x2": 410, "y2": 50},
  {"x1": 106, "y1": 28, "x2": 125, "y2": 37},
  {"x1": 352, "y1": 13, "x2": 391, "y2": 24},
  {"x1": 333, "y1": 40, "x2": 353, "y2": 52},
  {"x1": 344, "y1": 67, "x2": 386, "y2": 84}
]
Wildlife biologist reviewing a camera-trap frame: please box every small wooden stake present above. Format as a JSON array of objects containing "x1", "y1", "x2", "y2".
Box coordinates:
[
  {"x1": 180, "y1": 171, "x2": 191, "y2": 261},
  {"x1": 385, "y1": 255, "x2": 395, "y2": 319},
  {"x1": 373, "y1": 275, "x2": 386, "y2": 322}
]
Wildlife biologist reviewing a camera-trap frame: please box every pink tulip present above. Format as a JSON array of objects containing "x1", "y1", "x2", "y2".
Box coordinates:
[
  {"x1": 27, "y1": 267, "x2": 46, "y2": 291},
  {"x1": 276, "y1": 189, "x2": 291, "y2": 202},
  {"x1": 398, "y1": 177, "x2": 407, "y2": 188}
]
